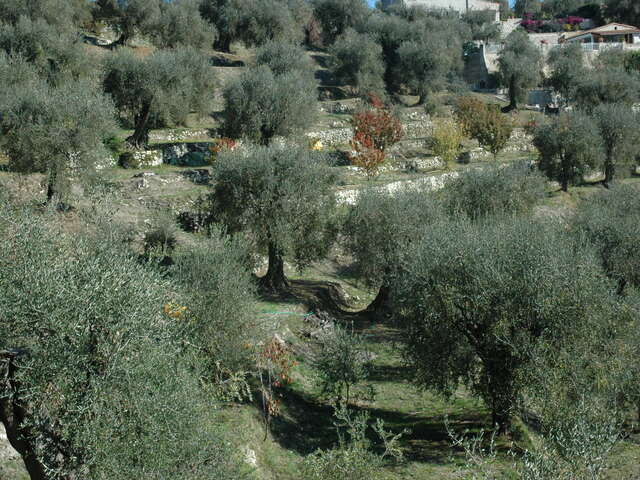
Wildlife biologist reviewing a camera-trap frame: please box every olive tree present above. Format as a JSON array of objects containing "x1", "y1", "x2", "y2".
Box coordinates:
[
  {"x1": 572, "y1": 184, "x2": 640, "y2": 295},
  {"x1": 0, "y1": 204, "x2": 245, "y2": 480},
  {"x1": 592, "y1": 103, "x2": 638, "y2": 186},
  {"x1": 395, "y1": 19, "x2": 465, "y2": 104},
  {"x1": 152, "y1": 0, "x2": 217, "y2": 49},
  {"x1": 572, "y1": 68, "x2": 640, "y2": 112},
  {"x1": 462, "y1": 10, "x2": 501, "y2": 43},
  {"x1": 440, "y1": 161, "x2": 547, "y2": 221},
  {"x1": 93, "y1": 0, "x2": 161, "y2": 47},
  {"x1": 103, "y1": 47, "x2": 214, "y2": 148},
  {"x1": 343, "y1": 188, "x2": 441, "y2": 315},
  {"x1": 605, "y1": 0, "x2": 640, "y2": 27},
  {"x1": 312, "y1": 0, "x2": 369, "y2": 45},
  {"x1": 391, "y1": 217, "x2": 620, "y2": 433},
  {"x1": 210, "y1": 144, "x2": 337, "y2": 293},
  {"x1": 330, "y1": 29, "x2": 385, "y2": 96},
  {"x1": 0, "y1": 0, "x2": 91, "y2": 29},
  {"x1": 200, "y1": 0, "x2": 303, "y2": 52},
  {"x1": 0, "y1": 55, "x2": 116, "y2": 203},
  {"x1": 546, "y1": 43, "x2": 585, "y2": 105},
  {"x1": 514, "y1": 0, "x2": 542, "y2": 16},
  {"x1": 498, "y1": 30, "x2": 541, "y2": 111},
  {"x1": 222, "y1": 65, "x2": 317, "y2": 145},
  {"x1": 364, "y1": 12, "x2": 413, "y2": 92},
  {"x1": 533, "y1": 112, "x2": 603, "y2": 192},
  {"x1": 199, "y1": 0, "x2": 239, "y2": 52},
  {"x1": 0, "y1": 16, "x2": 89, "y2": 84},
  {"x1": 396, "y1": 35, "x2": 460, "y2": 105},
  {"x1": 254, "y1": 40, "x2": 314, "y2": 77}
]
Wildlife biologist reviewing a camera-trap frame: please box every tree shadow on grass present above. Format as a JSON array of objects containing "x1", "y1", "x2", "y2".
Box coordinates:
[
  {"x1": 258, "y1": 278, "x2": 368, "y2": 322},
  {"x1": 268, "y1": 384, "x2": 492, "y2": 464},
  {"x1": 266, "y1": 388, "x2": 337, "y2": 455}
]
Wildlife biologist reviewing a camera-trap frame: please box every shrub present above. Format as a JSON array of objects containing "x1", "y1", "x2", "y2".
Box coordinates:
[
  {"x1": 454, "y1": 97, "x2": 513, "y2": 159},
  {"x1": 301, "y1": 405, "x2": 404, "y2": 480},
  {"x1": 473, "y1": 106, "x2": 514, "y2": 160},
  {"x1": 349, "y1": 94, "x2": 403, "y2": 178},
  {"x1": 143, "y1": 215, "x2": 179, "y2": 262},
  {"x1": 208, "y1": 137, "x2": 237, "y2": 163},
  {"x1": 170, "y1": 228, "x2": 260, "y2": 386},
  {"x1": 454, "y1": 95, "x2": 487, "y2": 137},
  {"x1": 311, "y1": 323, "x2": 373, "y2": 405},
  {"x1": 429, "y1": 119, "x2": 464, "y2": 168}
]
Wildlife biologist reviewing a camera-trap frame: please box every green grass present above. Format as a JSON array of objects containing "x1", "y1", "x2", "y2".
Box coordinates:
[
  {"x1": 239, "y1": 248, "x2": 640, "y2": 479},
  {"x1": 3, "y1": 97, "x2": 640, "y2": 479}
]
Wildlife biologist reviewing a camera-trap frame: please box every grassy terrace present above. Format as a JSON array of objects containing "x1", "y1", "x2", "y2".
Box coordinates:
[{"x1": 2, "y1": 95, "x2": 640, "y2": 480}]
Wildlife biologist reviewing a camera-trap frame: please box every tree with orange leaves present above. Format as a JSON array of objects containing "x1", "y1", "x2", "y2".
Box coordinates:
[{"x1": 349, "y1": 94, "x2": 403, "y2": 179}]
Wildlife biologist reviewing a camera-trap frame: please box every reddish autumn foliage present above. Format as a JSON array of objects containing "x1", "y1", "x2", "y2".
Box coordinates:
[
  {"x1": 209, "y1": 137, "x2": 237, "y2": 156},
  {"x1": 352, "y1": 94, "x2": 403, "y2": 152},
  {"x1": 349, "y1": 94, "x2": 403, "y2": 179},
  {"x1": 257, "y1": 337, "x2": 297, "y2": 426}
]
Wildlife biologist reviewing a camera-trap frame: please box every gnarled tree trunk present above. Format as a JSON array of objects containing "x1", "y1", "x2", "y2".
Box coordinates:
[
  {"x1": 0, "y1": 350, "x2": 49, "y2": 480},
  {"x1": 126, "y1": 100, "x2": 152, "y2": 149},
  {"x1": 260, "y1": 242, "x2": 289, "y2": 293},
  {"x1": 604, "y1": 152, "x2": 615, "y2": 188},
  {"x1": 365, "y1": 284, "x2": 391, "y2": 319},
  {"x1": 46, "y1": 164, "x2": 57, "y2": 204}
]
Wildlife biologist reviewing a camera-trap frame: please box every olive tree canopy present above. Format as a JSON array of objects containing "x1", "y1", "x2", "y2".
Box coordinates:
[
  {"x1": 312, "y1": 0, "x2": 369, "y2": 45},
  {"x1": 222, "y1": 62, "x2": 317, "y2": 145},
  {"x1": 533, "y1": 112, "x2": 603, "y2": 192},
  {"x1": 391, "y1": 217, "x2": 620, "y2": 433},
  {"x1": 152, "y1": 0, "x2": 217, "y2": 49},
  {"x1": 498, "y1": 30, "x2": 541, "y2": 110},
  {"x1": 0, "y1": 54, "x2": 116, "y2": 203},
  {"x1": 0, "y1": 204, "x2": 246, "y2": 480},
  {"x1": 573, "y1": 184, "x2": 640, "y2": 295},
  {"x1": 343, "y1": 188, "x2": 442, "y2": 315},
  {"x1": 0, "y1": 16, "x2": 90, "y2": 84},
  {"x1": 0, "y1": 0, "x2": 91, "y2": 29},
  {"x1": 200, "y1": 0, "x2": 304, "y2": 52},
  {"x1": 103, "y1": 47, "x2": 214, "y2": 148},
  {"x1": 440, "y1": 161, "x2": 547, "y2": 221},
  {"x1": 93, "y1": 0, "x2": 161, "y2": 46},
  {"x1": 210, "y1": 144, "x2": 337, "y2": 293},
  {"x1": 330, "y1": 29, "x2": 385, "y2": 96},
  {"x1": 591, "y1": 103, "x2": 638, "y2": 186}
]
